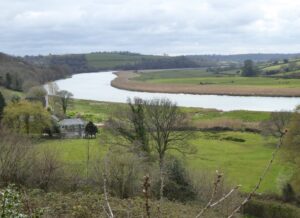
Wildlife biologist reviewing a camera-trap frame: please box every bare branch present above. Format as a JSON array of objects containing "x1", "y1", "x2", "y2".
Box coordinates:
[
  {"x1": 195, "y1": 170, "x2": 223, "y2": 218},
  {"x1": 103, "y1": 159, "x2": 114, "y2": 218}
]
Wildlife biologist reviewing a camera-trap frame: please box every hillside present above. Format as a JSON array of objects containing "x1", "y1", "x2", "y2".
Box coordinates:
[
  {"x1": 0, "y1": 52, "x2": 71, "y2": 91},
  {"x1": 24, "y1": 52, "x2": 216, "y2": 74}
]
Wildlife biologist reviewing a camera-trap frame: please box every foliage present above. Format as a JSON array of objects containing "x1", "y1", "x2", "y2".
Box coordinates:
[
  {"x1": 242, "y1": 60, "x2": 258, "y2": 77},
  {"x1": 2, "y1": 100, "x2": 51, "y2": 135},
  {"x1": 85, "y1": 121, "x2": 98, "y2": 138},
  {"x1": 107, "y1": 98, "x2": 150, "y2": 157},
  {"x1": 0, "y1": 52, "x2": 71, "y2": 91},
  {"x1": 0, "y1": 91, "x2": 6, "y2": 119},
  {"x1": 260, "y1": 112, "x2": 291, "y2": 137},
  {"x1": 243, "y1": 198, "x2": 300, "y2": 218},
  {"x1": 56, "y1": 90, "x2": 73, "y2": 115},
  {"x1": 283, "y1": 112, "x2": 300, "y2": 193},
  {"x1": 26, "y1": 86, "x2": 47, "y2": 106},
  {"x1": 282, "y1": 183, "x2": 295, "y2": 202},
  {"x1": 161, "y1": 157, "x2": 196, "y2": 202},
  {"x1": 0, "y1": 185, "x2": 27, "y2": 217},
  {"x1": 0, "y1": 128, "x2": 35, "y2": 185}
]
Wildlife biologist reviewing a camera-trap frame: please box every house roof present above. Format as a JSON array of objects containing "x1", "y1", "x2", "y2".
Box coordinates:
[{"x1": 59, "y1": 118, "x2": 85, "y2": 126}]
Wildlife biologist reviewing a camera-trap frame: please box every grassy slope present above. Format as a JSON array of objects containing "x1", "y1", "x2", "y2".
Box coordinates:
[
  {"x1": 37, "y1": 130, "x2": 291, "y2": 194},
  {"x1": 39, "y1": 100, "x2": 289, "y2": 194},
  {"x1": 85, "y1": 53, "x2": 165, "y2": 69}
]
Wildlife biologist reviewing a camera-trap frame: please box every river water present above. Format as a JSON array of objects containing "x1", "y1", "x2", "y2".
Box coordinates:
[{"x1": 49, "y1": 71, "x2": 300, "y2": 111}]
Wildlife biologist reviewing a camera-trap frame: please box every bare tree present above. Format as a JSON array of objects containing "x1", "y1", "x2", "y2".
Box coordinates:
[
  {"x1": 260, "y1": 111, "x2": 291, "y2": 137},
  {"x1": 30, "y1": 147, "x2": 63, "y2": 192},
  {"x1": 143, "y1": 98, "x2": 194, "y2": 202},
  {"x1": 57, "y1": 90, "x2": 73, "y2": 115},
  {"x1": 107, "y1": 97, "x2": 150, "y2": 157},
  {"x1": 0, "y1": 128, "x2": 34, "y2": 185}
]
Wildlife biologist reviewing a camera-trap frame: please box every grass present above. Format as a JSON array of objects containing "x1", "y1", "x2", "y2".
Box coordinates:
[
  {"x1": 71, "y1": 99, "x2": 271, "y2": 124},
  {"x1": 36, "y1": 130, "x2": 292, "y2": 194},
  {"x1": 0, "y1": 86, "x2": 24, "y2": 101},
  {"x1": 188, "y1": 131, "x2": 293, "y2": 193},
  {"x1": 143, "y1": 76, "x2": 300, "y2": 88},
  {"x1": 36, "y1": 135, "x2": 109, "y2": 175},
  {"x1": 182, "y1": 108, "x2": 271, "y2": 123},
  {"x1": 85, "y1": 52, "x2": 165, "y2": 69},
  {"x1": 135, "y1": 69, "x2": 212, "y2": 81},
  {"x1": 132, "y1": 68, "x2": 300, "y2": 88},
  {"x1": 69, "y1": 99, "x2": 126, "y2": 122}
]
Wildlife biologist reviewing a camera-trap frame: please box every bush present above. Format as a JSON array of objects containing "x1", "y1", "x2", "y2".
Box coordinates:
[
  {"x1": 243, "y1": 199, "x2": 300, "y2": 218},
  {"x1": 158, "y1": 157, "x2": 197, "y2": 202}
]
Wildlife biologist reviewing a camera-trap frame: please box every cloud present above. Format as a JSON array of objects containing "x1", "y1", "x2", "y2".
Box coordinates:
[{"x1": 0, "y1": 0, "x2": 300, "y2": 55}]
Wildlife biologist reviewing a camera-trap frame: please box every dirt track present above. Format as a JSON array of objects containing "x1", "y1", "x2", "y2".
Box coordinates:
[{"x1": 111, "y1": 71, "x2": 300, "y2": 97}]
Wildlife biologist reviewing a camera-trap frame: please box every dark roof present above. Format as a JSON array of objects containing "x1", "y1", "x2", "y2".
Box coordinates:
[{"x1": 59, "y1": 118, "x2": 85, "y2": 126}]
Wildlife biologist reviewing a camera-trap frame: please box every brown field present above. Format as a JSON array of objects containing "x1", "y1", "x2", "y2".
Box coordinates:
[{"x1": 111, "y1": 71, "x2": 300, "y2": 97}]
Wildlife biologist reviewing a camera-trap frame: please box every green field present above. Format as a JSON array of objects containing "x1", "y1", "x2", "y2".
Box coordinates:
[
  {"x1": 36, "y1": 130, "x2": 292, "y2": 194},
  {"x1": 86, "y1": 52, "x2": 166, "y2": 69},
  {"x1": 137, "y1": 74, "x2": 300, "y2": 87},
  {"x1": 133, "y1": 68, "x2": 300, "y2": 88},
  {"x1": 68, "y1": 99, "x2": 126, "y2": 122},
  {"x1": 71, "y1": 99, "x2": 271, "y2": 124}
]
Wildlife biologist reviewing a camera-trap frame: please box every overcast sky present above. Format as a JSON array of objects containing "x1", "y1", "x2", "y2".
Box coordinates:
[{"x1": 1, "y1": 0, "x2": 300, "y2": 56}]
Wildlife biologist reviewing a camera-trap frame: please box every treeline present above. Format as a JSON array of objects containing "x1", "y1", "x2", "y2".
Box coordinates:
[
  {"x1": 25, "y1": 52, "x2": 218, "y2": 74},
  {"x1": 119, "y1": 55, "x2": 202, "y2": 70},
  {"x1": 25, "y1": 54, "x2": 91, "y2": 74},
  {"x1": 0, "y1": 53, "x2": 71, "y2": 91}
]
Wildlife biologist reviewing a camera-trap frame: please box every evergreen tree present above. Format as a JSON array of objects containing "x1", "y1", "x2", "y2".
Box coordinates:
[
  {"x1": 0, "y1": 91, "x2": 6, "y2": 120},
  {"x1": 242, "y1": 59, "x2": 257, "y2": 77},
  {"x1": 85, "y1": 121, "x2": 98, "y2": 138},
  {"x1": 5, "y1": 73, "x2": 12, "y2": 89}
]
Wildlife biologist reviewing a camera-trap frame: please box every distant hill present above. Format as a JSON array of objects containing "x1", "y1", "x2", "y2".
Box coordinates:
[
  {"x1": 0, "y1": 52, "x2": 71, "y2": 91},
  {"x1": 187, "y1": 53, "x2": 300, "y2": 63}
]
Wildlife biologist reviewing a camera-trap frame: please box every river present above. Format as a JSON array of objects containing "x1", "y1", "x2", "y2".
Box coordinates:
[{"x1": 48, "y1": 71, "x2": 300, "y2": 111}]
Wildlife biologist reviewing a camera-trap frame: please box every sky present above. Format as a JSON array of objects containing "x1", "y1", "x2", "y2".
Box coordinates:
[{"x1": 1, "y1": 0, "x2": 300, "y2": 56}]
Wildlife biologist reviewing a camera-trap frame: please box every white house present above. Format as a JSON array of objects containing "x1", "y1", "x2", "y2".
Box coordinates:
[{"x1": 59, "y1": 118, "x2": 86, "y2": 138}]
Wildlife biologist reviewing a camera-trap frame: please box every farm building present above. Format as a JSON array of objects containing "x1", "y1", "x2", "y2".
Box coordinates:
[{"x1": 59, "y1": 118, "x2": 86, "y2": 138}]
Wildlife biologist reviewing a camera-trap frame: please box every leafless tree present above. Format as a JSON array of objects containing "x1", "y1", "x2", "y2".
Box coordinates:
[
  {"x1": 260, "y1": 111, "x2": 291, "y2": 137},
  {"x1": 143, "y1": 98, "x2": 195, "y2": 203},
  {"x1": 107, "y1": 97, "x2": 150, "y2": 158},
  {"x1": 30, "y1": 147, "x2": 63, "y2": 192},
  {"x1": 56, "y1": 90, "x2": 73, "y2": 115},
  {"x1": 0, "y1": 128, "x2": 34, "y2": 185}
]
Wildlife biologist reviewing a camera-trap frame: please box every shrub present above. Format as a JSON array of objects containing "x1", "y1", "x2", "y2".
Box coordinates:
[{"x1": 243, "y1": 199, "x2": 300, "y2": 218}]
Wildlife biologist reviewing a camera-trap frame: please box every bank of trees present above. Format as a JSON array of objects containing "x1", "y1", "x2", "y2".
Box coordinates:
[
  {"x1": 2, "y1": 100, "x2": 51, "y2": 135},
  {"x1": 242, "y1": 59, "x2": 258, "y2": 77}
]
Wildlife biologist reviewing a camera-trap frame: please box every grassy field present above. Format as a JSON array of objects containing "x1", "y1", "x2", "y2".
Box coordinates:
[
  {"x1": 36, "y1": 129, "x2": 292, "y2": 194},
  {"x1": 86, "y1": 52, "x2": 166, "y2": 69},
  {"x1": 189, "y1": 131, "x2": 292, "y2": 193},
  {"x1": 71, "y1": 99, "x2": 271, "y2": 124},
  {"x1": 137, "y1": 74, "x2": 300, "y2": 88}
]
